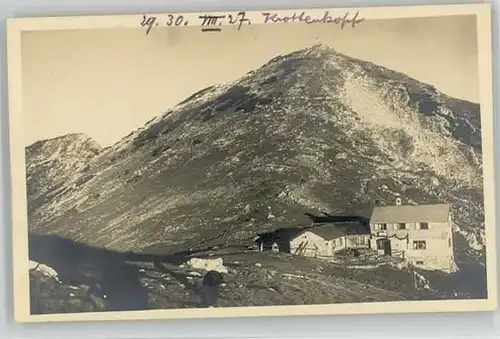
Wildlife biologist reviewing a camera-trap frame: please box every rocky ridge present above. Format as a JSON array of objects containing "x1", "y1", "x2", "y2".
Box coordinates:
[
  {"x1": 26, "y1": 44, "x2": 484, "y2": 254},
  {"x1": 26, "y1": 45, "x2": 488, "y2": 311}
]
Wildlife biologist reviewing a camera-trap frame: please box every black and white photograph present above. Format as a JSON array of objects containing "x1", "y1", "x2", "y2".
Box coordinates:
[{"x1": 7, "y1": 3, "x2": 497, "y2": 323}]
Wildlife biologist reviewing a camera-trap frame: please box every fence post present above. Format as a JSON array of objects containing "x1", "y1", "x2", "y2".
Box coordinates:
[{"x1": 411, "y1": 264, "x2": 418, "y2": 291}]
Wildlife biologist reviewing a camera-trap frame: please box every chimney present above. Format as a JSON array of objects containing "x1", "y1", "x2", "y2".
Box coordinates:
[{"x1": 395, "y1": 197, "x2": 402, "y2": 206}]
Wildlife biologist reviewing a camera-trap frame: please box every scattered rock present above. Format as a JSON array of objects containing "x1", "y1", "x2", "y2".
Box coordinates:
[
  {"x1": 185, "y1": 257, "x2": 229, "y2": 274},
  {"x1": 267, "y1": 206, "x2": 276, "y2": 219},
  {"x1": 335, "y1": 152, "x2": 348, "y2": 160},
  {"x1": 29, "y1": 260, "x2": 59, "y2": 282},
  {"x1": 282, "y1": 273, "x2": 305, "y2": 279},
  {"x1": 391, "y1": 261, "x2": 408, "y2": 270},
  {"x1": 277, "y1": 191, "x2": 288, "y2": 198},
  {"x1": 255, "y1": 263, "x2": 262, "y2": 267}
]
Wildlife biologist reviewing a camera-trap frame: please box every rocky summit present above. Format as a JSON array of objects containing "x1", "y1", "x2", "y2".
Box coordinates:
[
  {"x1": 26, "y1": 133, "x2": 102, "y2": 214},
  {"x1": 26, "y1": 44, "x2": 487, "y2": 311}
]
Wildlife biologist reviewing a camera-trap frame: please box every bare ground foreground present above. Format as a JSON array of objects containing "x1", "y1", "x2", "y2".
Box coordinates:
[{"x1": 29, "y1": 234, "x2": 485, "y2": 315}]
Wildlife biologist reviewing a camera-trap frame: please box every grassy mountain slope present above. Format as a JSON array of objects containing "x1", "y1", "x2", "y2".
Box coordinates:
[
  {"x1": 27, "y1": 44, "x2": 484, "y2": 254},
  {"x1": 26, "y1": 44, "x2": 488, "y2": 310}
]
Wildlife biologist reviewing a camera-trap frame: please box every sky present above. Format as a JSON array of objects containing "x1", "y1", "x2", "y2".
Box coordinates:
[{"x1": 21, "y1": 15, "x2": 479, "y2": 147}]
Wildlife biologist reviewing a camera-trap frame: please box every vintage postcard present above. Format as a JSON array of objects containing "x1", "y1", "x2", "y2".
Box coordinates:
[{"x1": 6, "y1": 3, "x2": 497, "y2": 323}]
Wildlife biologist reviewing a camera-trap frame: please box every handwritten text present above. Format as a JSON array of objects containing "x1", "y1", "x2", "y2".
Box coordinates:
[
  {"x1": 140, "y1": 12, "x2": 251, "y2": 35},
  {"x1": 140, "y1": 10, "x2": 363, "y2": 35},
  {"x1": 199, "y1": 12, "x2": 251, "y2": 32},
  {"x1": 261, "y1": 11, "x2": 365, "y2": 29},
  {"x1": 140, "y1": 14, "x2": 188, "y2": 34}
]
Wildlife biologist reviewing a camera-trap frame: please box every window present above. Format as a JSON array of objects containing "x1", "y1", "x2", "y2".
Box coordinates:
[
  {"x1": 354, "y1": 236, "x2": 368, "y2": 245},
  {"x1": 448, "y1": 238, "x2": 451, "y2": 248},
  {"x1": 419, "y1": 222, "x2": 429, "y2": 230},
  {"x1": 413, "y1": 240, "x2": 426, "y2": 250},
  {"x1": 379, "y1": 223, "x2": 387, "y2": 230},
  {"x1": 396, "y1": 223, "x2": 406, "y2": 230},
  {"x1": 415, "y1": 261, "x2": 424, "y2": 265}
]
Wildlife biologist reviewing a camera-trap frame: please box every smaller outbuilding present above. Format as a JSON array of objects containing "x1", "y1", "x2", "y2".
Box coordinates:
[{"x1": 289, "y1": 221, "x2": 371, "y2": 260}]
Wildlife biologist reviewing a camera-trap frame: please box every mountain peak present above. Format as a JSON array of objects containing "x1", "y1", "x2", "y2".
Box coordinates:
[
  {"x1": 309, "y1": 43, "x2": 336, "y2": 52},
  {"x1": 26, "y1": 133, "x2": 102, "y2": 209},
  {"x1": 26, "y1": 44, "x2": 483, "y2": 255},
  {"x1": 28, "y1": 133, "x2": 100, "y2": 149},
  {"x1": 26, "y1": 133, "x2": 102, "y2": 162},
  {"x1": 301, "y1": 43, "x2": 339, "y2": 58}
]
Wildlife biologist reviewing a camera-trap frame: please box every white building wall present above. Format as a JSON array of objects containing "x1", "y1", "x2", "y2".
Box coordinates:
[
  {"x1": 370, "y1": 219, "x2": 456, "y2": 272},
  {"x1": 290, "y1": 231, "x2": 334, "y2": 259}
]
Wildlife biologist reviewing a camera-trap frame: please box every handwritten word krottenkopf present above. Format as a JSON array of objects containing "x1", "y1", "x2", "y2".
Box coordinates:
[{"x1": 261, "y1": 11, "x2": 365, "y2": 29}]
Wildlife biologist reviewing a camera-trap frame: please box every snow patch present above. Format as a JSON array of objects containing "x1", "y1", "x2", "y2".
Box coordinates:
[
  {"x1": 29, "y1": 260, "x2": 59, "y2": 281},
  {"x1": 185, "y1": 257, "x2": 229, "y2": 274},
  {"x1": 282, "y1": 273, "x2": 305, "y2": 279}
]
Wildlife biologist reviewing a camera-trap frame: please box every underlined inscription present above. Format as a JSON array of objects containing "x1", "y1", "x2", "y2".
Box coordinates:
[
  {"x1": 140, "y1": 12, "x2": 251, "y2": 34},
  {"x1": 140, "y1": 10, "x2": 364, "y2": 35},
  {"x1": 199, "y1": 12, "x2": 251, "y2": 32},
  {"x1": 198, "y1": 14, "x2": 226, "y2": 32}
]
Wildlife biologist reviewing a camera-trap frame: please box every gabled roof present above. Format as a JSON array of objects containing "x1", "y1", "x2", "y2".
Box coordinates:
[
  {"x1": 297, "y1": 221, "x2": 370, "y2": 241},
  {"x1": 370, "y1": 204, "x2": 451, "y2": 224}
]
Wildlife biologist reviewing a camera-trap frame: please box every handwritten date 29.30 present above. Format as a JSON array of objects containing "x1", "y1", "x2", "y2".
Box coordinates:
[{"x1": 140, "y1": 14, "x2": 188, "y2": 35}]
